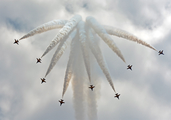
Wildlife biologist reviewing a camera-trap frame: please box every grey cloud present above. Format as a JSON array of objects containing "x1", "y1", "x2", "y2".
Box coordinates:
[
  {"x1": 0, "y1": 0, "x2": 63, "y2": 31},
  {"x1": 62, "y1": 0, "x2": 105, "y2": 15},
  {"x1": 112, "y1": 0, "x2": 164, "y2": 29}
]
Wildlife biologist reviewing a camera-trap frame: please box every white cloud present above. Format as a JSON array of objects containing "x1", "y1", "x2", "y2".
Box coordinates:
[{"x1": 0, "y1": 0, "x2": 171, "y2": 120}]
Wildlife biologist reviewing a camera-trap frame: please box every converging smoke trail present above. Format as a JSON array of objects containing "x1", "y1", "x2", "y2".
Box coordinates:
[
  {"x1": 19, "y1": 20, "x2": 67, "y2": 40},
  {"x1": 104, "y1": 25, "x2": 157, "y2": 51},
  {"x1": 78, "y1": 21, "x2": 91, "y2": 83},
  {"x1": 45, "y1": 30, "x2": 77, "y2": 77},
  {"x1": 88, "y1": 29, "x2": 116, "y2": 93},
  {"x1": 86, "y1": 16, "x2": 125, "y2": 63},
  {"x1": 41, "y1": 15, "x2": 82, "y2": 58}
]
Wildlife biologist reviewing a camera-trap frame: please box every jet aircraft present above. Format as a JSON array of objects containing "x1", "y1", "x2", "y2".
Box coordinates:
[
  {"x1": 36, "y1": 58, "x2": 41, "y2": 63},
  {"x1": 114, "y1": 93, "x2": 120, "y2": 99},
  {"x1": 59, "y1": 99, "x2": 65, "y2": 106},
  {"x1": 41, "y1": 78, "x2": 46, "y2": 84},
  {"x1": 89, "y1": 85, "x2": 95, "y2": 91},
  {"x1": 127, "y1": 65, "x2": 132, "y2": 70},
  {"x1": 158, "y1": 50, "x2": 164, "y2": 55},
  {"x1": 14, "y1": 39, "x2": 19, "y2": 45}
]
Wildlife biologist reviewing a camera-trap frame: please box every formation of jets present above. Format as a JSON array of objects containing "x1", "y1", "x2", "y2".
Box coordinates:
[
  {"x1": 59, "y1": 99, "x2": 65, "y2": 106},
  {"x1": 41, "y1": 78, "x2": 46, "y2": 84},
  {"x1": 115, "y1": 93, "x2": 120, "y2": 99},
  {"x1": 13, "y1": 40, "x2": 165, "y2": 104},
  {"x1": 158, "y1": 50, "x2": 164, "y2": 55},
  {"x1": 89, "y1": 85, "x2": 95, "y2": 91},
  {"x1": 14, "y1": 39, "x2": 19, "y2": 45},
  {"x1": 127, "y1": 65, "x2": 132, "y2": 70},
  {"x1": 36, "y1": 58, "x2": 42, "y2": 63}
]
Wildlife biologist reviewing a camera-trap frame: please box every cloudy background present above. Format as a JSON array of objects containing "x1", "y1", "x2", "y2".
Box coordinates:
[{"x1": 1, "y1": 0, "x2": 171, "y2": 120}]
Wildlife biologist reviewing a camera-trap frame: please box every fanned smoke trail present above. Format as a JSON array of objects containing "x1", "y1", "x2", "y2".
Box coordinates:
[
  {"x1": 41, "y1": 14, "x2": 82, "y2": 58},
  {"x1": 88, "y1": 29, "x2": 116, "y2": 93},
  {"x1": 45, "y1": 30, "x2": 77, "y2": 77},
  {"x1": 104, "y1": 25, "x2": 157, "y2": 51},
  {"x1": 86, "y1": 16, "x2": 125, "y2": 63},
  {"x1": 62, "y1": 33, "x2": 78, "y2": 98},
  {"x1": 78, "y1": 21, "x2": 91, "y2": 83},
  {"x1": 19, "y1": 20, "x2": 67, "y2": 40},
  {"x1": 17, "y1": 14, "x2": 158, "y2": 120}
]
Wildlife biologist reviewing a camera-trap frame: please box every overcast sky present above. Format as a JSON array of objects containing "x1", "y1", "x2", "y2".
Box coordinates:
[{"x1": 1, "y1": 0, "x2": 171, "y2": 120}]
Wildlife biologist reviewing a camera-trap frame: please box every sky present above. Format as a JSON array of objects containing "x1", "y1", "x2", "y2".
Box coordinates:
[{"x1": 0, "y1": 0, "x2": 171, "y2": 120}]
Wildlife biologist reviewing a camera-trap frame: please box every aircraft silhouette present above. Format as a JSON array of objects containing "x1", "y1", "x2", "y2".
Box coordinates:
[
  {"x1": 36, "y1": 58, "x2": 41, "y2": 63},
  {"x1": 127, "y1": 65, "x2": 132, "y2": 70},
  {"x1": 14, "y1": 39, "x2": 19, "y2": 45},
  {"x1": 89, "y1": 85, "x2": 95, "y2": 91},
  {"x1": 59, "y1": 99, "x2": 65, "y2": 106},
  {"x1": 114, "y1": 93, "x2": 120, "y2": 99},
  {"x1": 41, "y1": 78, "x2": 46, "y2": 84},
  {"x1": 158, "y1": 50, "x2": 164, "y2": 55}
]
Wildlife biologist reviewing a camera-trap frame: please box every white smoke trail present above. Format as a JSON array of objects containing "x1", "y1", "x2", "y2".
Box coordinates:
[
  {"x1": 41, "y1": 15, "x2": 82, "y2": 58},
  {"x1": 77, "y1": 21, "x2": 91, "y2": 83},
  {"x1": 86, "y1": 16, "x2": 125, "y2": 63},
  {"x1": 104, "y1": 25, "x2": 157, "y2": 51},
  {"x1": 88, "y1": 29, "x2": 116, "y2": 93},
  {"x1": 45, "y1": 30, "x2": 77, "y2": 77},
  {"x1": 72, "y1": 37, "x2": 86, "y2": 120},
  {"x1": 62, "y1": 33, "x2": 78, "y2": 98},
  {"x1": 19, "y1": 20, "x2": 67, "y2": 40},
  {"x1": 86, "y1": 43, "x2": 99, "y2": 120}
]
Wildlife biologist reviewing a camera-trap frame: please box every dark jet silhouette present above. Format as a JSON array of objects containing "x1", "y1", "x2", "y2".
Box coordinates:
[
  {"x1": 59, "y1": 99, "x2": 65, "y2": 106},
  {"x1": 114, "y1": 93, "x2": 120, "y2": 99},
  {"x1": 127, "y1": 65, "x2": 132, "y2": 70},
  {"x1": 14, "y1": 39, "x2": 19, "y2": 45},
  {"x1": 89, "y1": 85, "x2": 95, "y2": 91},
  {"x1": 36, "y1": 58, "x2": 41, "y2": 63},
  {"x1": 158, "y1": 50, "x2": 164, "y2": 55},
  {"x1": 41, "y1": 78, "x2": 46, "y2": 84}
]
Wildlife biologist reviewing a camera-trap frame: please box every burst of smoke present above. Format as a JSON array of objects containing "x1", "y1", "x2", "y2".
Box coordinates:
[{"x1": 18, "y1": 14, "x2": 157, "y2": 120}]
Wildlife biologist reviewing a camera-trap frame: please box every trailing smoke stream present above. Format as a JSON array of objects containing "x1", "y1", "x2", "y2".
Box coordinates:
[
  {"x1": 62, "y1": 32, "x2": 77, "y2": 98},
  {"x1": 86, "y1": 34, "x2": 99, "y2": 120},
  {"x1": 72, "y1": 37, "x2": 86, "y2": 120},
  {"x1": 88, "y1": 29, "x2": 116, "y2": 93},
  {"x1": 104, "y1": 25, "x2": 157, "y2": 51},
  {"x1": 19, "y1": 20, "x2": 67, "y2": 40},
  {"x1": 78, "y1": 21, "x2": 91, "y2": 83},
  {"x1": 45, "y1": 29, "x2": 77, "y2": 77},
  {"x1": 18, "y1": 14, "x2": 157, "y2": 120},
  {"x1": 41, "y1": 14, "x2": 82, "y2": 58},
  {"x1": 86, "y1": 16, "x2": 125, "y2": 63}
]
